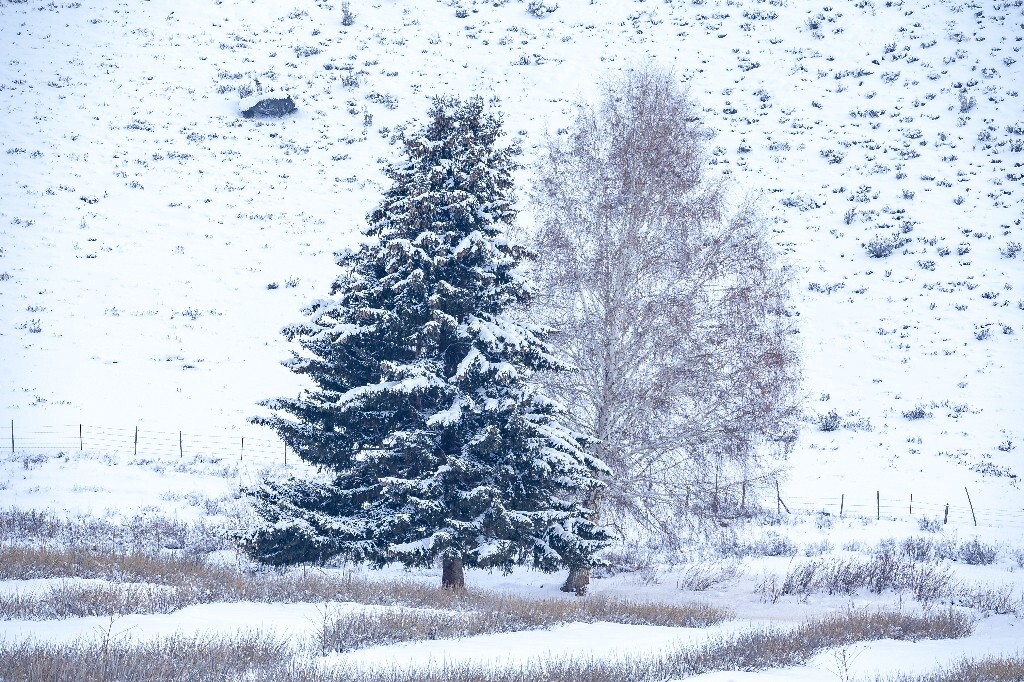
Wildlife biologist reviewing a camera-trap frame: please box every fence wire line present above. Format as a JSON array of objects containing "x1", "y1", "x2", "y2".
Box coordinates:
[
  {"x1": 3, "y1": 422, "x2": 1023, "y2": 530},
  {"x1": 777, "y1": 492, "x2": 1024, "y2": 531},
  {"x1": 2, "y1": 422, "x2": 288, "y2": 465}
]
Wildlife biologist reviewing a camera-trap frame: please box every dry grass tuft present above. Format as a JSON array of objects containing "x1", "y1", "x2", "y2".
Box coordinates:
[
  {"x1": 874, "y1": 655, "x2": 1024, "y2": 682},
  {"x1": 657, "y1": 609, "x2": 974, "y2": 676},
  {"x1": 0, "y1": 634, "x2": 289, "y2": 682}
]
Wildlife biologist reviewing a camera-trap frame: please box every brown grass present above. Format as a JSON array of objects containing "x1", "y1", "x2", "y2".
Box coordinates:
[
  {"x1": 874, "y1": 655, "x2": 1024, "y2": 681},
  {"x1": 0, "y1": 634, "x2": 289, "y2": 682},
  {"x1": 0, "y1": 609, "x2": 975, "y2": 682},
  {"x1": 0, "y1": 545, "x2": 729, "y2": 633}
]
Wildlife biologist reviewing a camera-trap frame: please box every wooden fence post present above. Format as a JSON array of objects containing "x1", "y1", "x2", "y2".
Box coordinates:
[
  {"x1": 240, "y1": 437, "x2": 244, "y2": 461},
  {"x1": 134, "y1": 426, "x2": 138, "y2": 456},
  {"x1": 909, "y1": 493, "x2": 913, "y2": 515},
  {"x1": 79, "y1": 424, "x2": 83, "y2": 451},
  {"x1": 284, "y1": 443, "x2": 288, "y2": 466},
  {"x1": 179, "y1": 431, "x2": 183, "y2": 458},
  {"x1": 775, "y1": 480, "x2": 790, "y2": 514},
  {"x1": 944, "y1": 503, "x2": 949, "y2": 525},
  {"x1": 965, "y1": 487, "x2": 977, "y2": 526},
  {"x1": 840, "y1": 494, "x2": 844, "y2": 517},
  {"x1": 876, "y1": 490, "x2": 880, "y2": 520},
  {"x1": 10, "y1": 420, "x2": 13, "y2": 454}
]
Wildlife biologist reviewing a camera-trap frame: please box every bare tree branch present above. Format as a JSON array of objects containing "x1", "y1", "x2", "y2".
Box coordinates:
[{"x1": 531, "y1": 65, "x2": 801, "y2": 549}]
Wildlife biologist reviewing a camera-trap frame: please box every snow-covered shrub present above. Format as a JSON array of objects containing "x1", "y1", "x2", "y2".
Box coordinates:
[
  {"x1": 1000, "y1": 241, "x2": 1022, "y2": 258},
  {"x1": 902, "y1": 535, "x2": 936, "y2": 560},
  {"x1": 781, "y1": 193, "x2": 823, "y2": 211},
  {"x1": 820, "y1": 149, "x2": 844, "y2": 164},
  {"x1": 902, "y1": 405, "x2": 932, "y2": 420},
  {"x1": 917, "y1": 516, "x2": 943, "y2": 533},
  {"x1": 742, "y1": 8, "x2": 778, "y2": 19},
  {"x1": 958, "y1": 539, "x2": 998, "y2": 565},
  {"x1": 526, "y1": 0, "x2": 558, "y2": 17},
  {"x1": 863, "y1": 233, "x2": 909, "y2": 258},
  {"x1": 818, "y1": 409, "x2": 841, "y2": 432},
  {"x1": 365, "y1": 91, "x2": 398, "y2": 109},
  {"x1": 737, "y1": 531, "x2": 798, "y2": 557},
  {"x1": 341, "y1": 1, "x2": 355, "y2": 26},
  {"x1": 676, "y1": 560, "x2": 744, "y2": 591},
  {"x1": 955, "y1": 583, "x2": 1022, "y2": 616}
]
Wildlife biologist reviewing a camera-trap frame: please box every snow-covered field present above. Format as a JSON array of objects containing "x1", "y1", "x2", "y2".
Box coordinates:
[{"x1": 1, "y1": 0, "x2": 1022, "y2": 678}]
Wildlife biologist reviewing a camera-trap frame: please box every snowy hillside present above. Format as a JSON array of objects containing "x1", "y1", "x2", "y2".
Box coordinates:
[
  {"x1": 1, "y1": 0, "x2": 1023, "y2": 678},
  {"x1": 1, "y1": 0, "x2": 1021, "y2": 481}
]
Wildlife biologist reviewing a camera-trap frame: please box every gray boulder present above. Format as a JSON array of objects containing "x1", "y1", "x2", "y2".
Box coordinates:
[{"x1": 241, "y1": 92, "x2": 296, "y2": 119}]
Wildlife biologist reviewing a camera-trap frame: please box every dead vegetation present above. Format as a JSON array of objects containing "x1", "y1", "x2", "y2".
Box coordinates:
[
  {"x1": 0, "y1": 544, "x2": 729, "y2": 631},
  {"x1": 0, "y1": 609, "x2": 974, "y2": 682},
  {"x1": 753, "y1": 546, "x2": 1023, "y2": 614},
  {"x1": 874, "y1": 655, "x2": 1024, "y2": 682}
]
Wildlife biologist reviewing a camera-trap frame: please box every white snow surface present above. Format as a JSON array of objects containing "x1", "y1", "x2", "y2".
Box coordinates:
[{"x1": 1, "y1": 0, "x2": 1023, "y2": 677}]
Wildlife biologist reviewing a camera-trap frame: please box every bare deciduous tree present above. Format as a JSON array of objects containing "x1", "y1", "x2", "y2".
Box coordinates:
[{"x1": 531, "y1": 67, "x2": 800, "y2": 593}]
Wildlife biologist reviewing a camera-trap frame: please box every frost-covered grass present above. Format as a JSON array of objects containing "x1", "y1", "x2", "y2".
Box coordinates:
[
  {"x1": 0, "y1": 507, "x2": 235, "y2": 558},
  {"x1": 751, "y1": 543, "x2": 1023, "y2": 614}
]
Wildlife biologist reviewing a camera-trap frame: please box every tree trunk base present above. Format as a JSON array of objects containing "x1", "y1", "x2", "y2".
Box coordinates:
[
  {"x1": 560, "y1": 566, "x2": 590, "y2": 596},
  {"x1": 441, "y1": 556, "x2": 465, "y2": 590}
]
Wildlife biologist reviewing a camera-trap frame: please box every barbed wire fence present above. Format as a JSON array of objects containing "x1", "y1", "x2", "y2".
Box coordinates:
[
  {"x1": 4, "y1": 420, "x2": 1023, "y2": 531},
  {"x1": 3, "y1": 420, "x2": 290, "y2": 466}
]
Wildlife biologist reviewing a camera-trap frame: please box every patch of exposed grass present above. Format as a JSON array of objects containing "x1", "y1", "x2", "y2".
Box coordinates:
[
  {"x1": 0, "y1": 545, "x2": 728, "y2": 631},
  {"x1": 685, "y1": 609, "x2": 974, "y2": 671},
  {"x1": 0, "y1": 545, "x2": 208, "y2": 582},
  {"x1": 0, "y1": 609, "x2": 974, "y2": 681},
  {"x1": 874, "y1": 655, "x2": 1024, "y2": 681},
  {"x1": 0, "y1": 635, "x2": 289, "y2": 682}
]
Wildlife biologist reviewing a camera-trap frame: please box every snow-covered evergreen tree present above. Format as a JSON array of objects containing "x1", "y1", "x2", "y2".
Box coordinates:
[{"x1": 246, "y1": 96, "x2": 609, "y2": 588}]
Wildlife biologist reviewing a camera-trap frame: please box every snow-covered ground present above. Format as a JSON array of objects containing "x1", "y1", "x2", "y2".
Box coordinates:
[{"x1": 1, "y1": 0, "x2": 1022, "y2": 678}]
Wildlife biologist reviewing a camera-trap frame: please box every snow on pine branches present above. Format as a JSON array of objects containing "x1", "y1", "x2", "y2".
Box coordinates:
[{"x1": 246, "y1": 96, "x2": 609, "y2": 588}]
